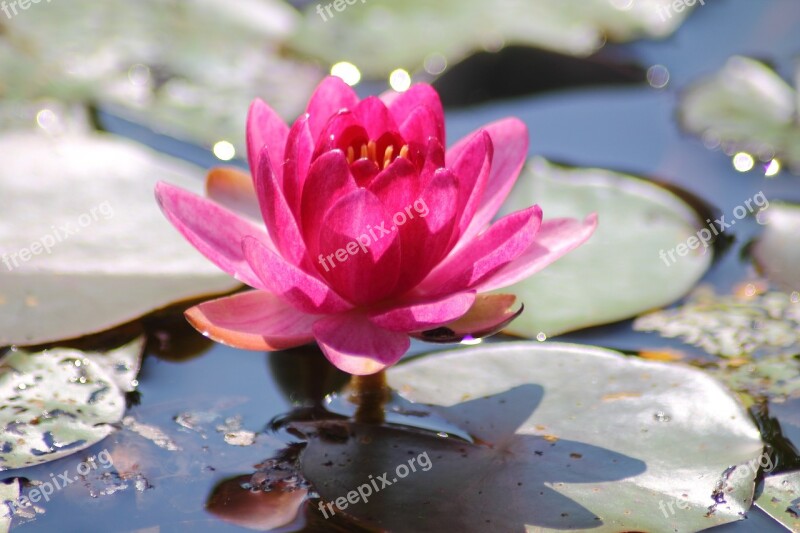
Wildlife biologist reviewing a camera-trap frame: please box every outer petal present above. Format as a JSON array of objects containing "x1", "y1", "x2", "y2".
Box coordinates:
[
  {"x1": 411, "y1": 294, "x2": 522, "y2": 343},
  {"x1": 475, "y1": 214, "x2": 598, "y2": 292},
  {"x1": 247, "y1": 99, "x2": 289, "y2": 180},
  {"x1": 420, "y1": 205, "x2": 543, "y2": 296},
  {"x1": 386, "y1": 84, "x2": 445, "y2": 142},
  {"x1": 368, "y1": 291, "x2": 476, "y2": 333},
  {"x1": 155, "y1": 182, "x2": 271, "y2": 289},
  {"x1": 282, "y1": 114, "x2": 314, "y2": 216},
  {"x1": 205, "y1": 167, "x2": 261, "y2": 221},
  {"x1": 306, "y1": 76, "x2": 360, "y2": 140},
  {"x1": 254, "y1": 147, "x2": 307, "y2": 265},
  {"x1": 449, "y1": 130, "x2": 493, "y2": 243},
  {"x1": 447, "y1": 118, "x2": 529, "y2": 243},
  {"x1": 185, "y1": 290, "x2": 316, "y2": 351},
  {"x1": 242, "y1": 236, "x2": 352, "y2": 314},
  {"x1": 313, "y1": 314, "x2": 410, "y2": 375}
]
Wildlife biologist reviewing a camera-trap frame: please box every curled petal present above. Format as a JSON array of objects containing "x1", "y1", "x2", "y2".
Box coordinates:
[
  {"x1": 306, "y1": 76, "x2": 360, "y2": 140},
  {"x1": 205, "y1": 167, "x2": 261, "y2": 221},
  {"x1": 368, "y1": 291, "x2": 476, "y2": 333},
  {"x1": 242, "y1": 236, "x2": 352, "y2": 314},
  {"x1": 475, "y1": 214, "x2": 598, "y2": 292},
  {"x1": 155, "y1": 182, "x2": 271, "y2": 289},
  {"x1": 448, "y1": 118, "x2": 529, "y2": 243},
  {"x1": 387, "y1": 84, "x2": 445, "y2": 142},
  {"x1": 412, "y1": 294, "x2": 522, "y2": 343},
  {"x1": 185, "y1": 291, "x2": 316, "y2": 351},
  {"x1": 313, "y1": 314, "x2": 410, "y2": 375},
  {"x1": 247, "y1": 99, "x2": 289, "y2": 179}
]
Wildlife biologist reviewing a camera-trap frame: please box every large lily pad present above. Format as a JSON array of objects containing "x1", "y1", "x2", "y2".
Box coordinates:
[
  {"x1": 679, "y1": 56, "x2": 800, "y2": 173},
  {"x1": 0, "y1": 0, "x2": 321, "y2": 150},
  {"x1": 754, "y1": 472, "x2": 800, "y2": 531},
  {"x1": 300, "y1": 342, "x2": 764, "y2": 532},
  {"x1": 497, "y1": 158, "x2": 712, "y2": 338},
  {"x1": 0, "y1": 131, "x2": 240, "y2": 346},
  {"x1": 289, "y1": 0, "x2": 694, "y2": 77},
  {"x1": 752, "y1": 202, "x2": 800, "y2": 292},
  {"x1": 0, "y1": 336, "x2": 143, "y2": 471}
]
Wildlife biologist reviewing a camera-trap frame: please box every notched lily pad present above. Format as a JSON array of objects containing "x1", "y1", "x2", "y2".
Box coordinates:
[
  {"x1": 0, "y1": 131, "x2": 241, "y2": 346},
  {"x1": 0, "y1": 336, "x2": 144, "y2": 471},
  {"x1": 299, "y1": 342, "x2": 764, "y2": 532},
  {"x1": 497, "y1": 158, "x2": 712, "y2": 338}
]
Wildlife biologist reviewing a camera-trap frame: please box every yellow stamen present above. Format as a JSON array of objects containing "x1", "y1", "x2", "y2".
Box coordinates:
[
  {"x1": 399, "y1": 145, "x2": 409, "y2": 160},
  {"x1": 360, "y1": 144, "x2": 368, "y2": 160},
  {"x1": 368, "y1": 140, "x2": 377, "y2": 163},
  {"x1": 347, "y1": 146, "x2": 355, "y2": 164},
  {"x1": 383, "y1": 146, "x2": 394, "y2": 169}
]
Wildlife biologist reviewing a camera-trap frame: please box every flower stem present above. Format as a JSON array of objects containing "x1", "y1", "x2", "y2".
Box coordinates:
[{"x1": 349, "y1": 371, "x2": 389, "y2": 425}]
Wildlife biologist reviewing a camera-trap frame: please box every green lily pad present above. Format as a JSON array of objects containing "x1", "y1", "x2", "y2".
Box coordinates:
[
  {"x1": 0, "y1": 480, "x2": 19, "y2": 532},
  {"x1": 679, "y1": 56, "x2": 800, "y2": 173},
  {"x1": 753, "y1": 203, "x2": 800, "y2": 293},
  {"x1": 0, "y1": 0, "x2": 322, "y2": 150},
  {"x1": 497, "y1": 158, "x2": 712, "y2": 338},
  {"x1": 0, "y1": 336, "x2": 144, "y2": 471},
  {"x1": 289, "y1": 0, "x2": 693, "y2": 78},
  {"x1": 299, "y1": 342, "x2": 764, "y2": 532},
  {"x1": 755, "y1": 472, "x2": 800, "y2": 531},
  {"x1": 0, "y1": 131, "x2": 240, "y2": 346}
]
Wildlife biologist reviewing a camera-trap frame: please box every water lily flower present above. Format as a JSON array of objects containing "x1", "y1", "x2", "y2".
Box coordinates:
[{"x1": 155, "y1": 76, "x2": 597, "y2": 375}]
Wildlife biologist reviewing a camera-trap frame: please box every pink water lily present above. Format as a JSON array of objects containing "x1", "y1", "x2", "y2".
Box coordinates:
[{"x1": 155, "y1": 76, "x2": 597, "y2": 375}]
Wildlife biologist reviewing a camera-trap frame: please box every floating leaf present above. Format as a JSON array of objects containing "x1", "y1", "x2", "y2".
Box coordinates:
[
  {"x1": 0, "y1": 131, "x2": 241, "y2": 346},
  {"x1": 289, "y1": 0, "x2": 693, "y2": 77},
  {"x1": 753, "y1": 202, "x2": 800, "y2": 292},
  {"x1": 0, "y1": 480, "x2": 19, "y2": 533},
  {"x1": 0, "y1": 0, "x2": 322, "y2": 149},
  {"x1": 299, "y1": 342, "x2": 764, "y2": 531},
  {"x1": 497, "y1": 158, "x2": 712, "y2": 338},
  {"x1": 679, "y1": 56, "x2": 800, "y2": 173},
  {"x1": 755, "y1": 472, "x2": 800, "y2": 531},
  {"x1": 0, "y1": 336, "x2": 144, "y2": 471}
]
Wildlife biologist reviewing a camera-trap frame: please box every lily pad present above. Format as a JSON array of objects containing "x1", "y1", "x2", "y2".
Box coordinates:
[
  {"x1": 289, "y1": 0, "x2": 693, "y2": 77},
  {"x1": 0, "y1": 131, "x2": 240, "y2": 346},
  {"x1": 0, "y1": 480, "x2": 19, "y2": 533},
  {"x1": 496, "y1": 158, "x2": 712, "y2": 338},
  {"x1": 299, "y1": 342, "x2": 764, "y2": 532},
  {"x1": 755, "y1": 472, "x2": 800, "y2": 531},
  {"x1": 679, "y1": 56, "x2": 800, "y2": 173},
  {"x1": 0, "y1": 336, "x2": 144, "y2": 471},
  {"x1": 753, "y1": 202, "x2": 800, "y2": 293},
  {"x1": 0, "y1": 0, "x2": 322, "y2": 150}
]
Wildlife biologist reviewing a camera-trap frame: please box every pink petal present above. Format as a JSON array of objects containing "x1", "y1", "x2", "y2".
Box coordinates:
[
  {"x1": 400, "y1": 105, "x2": 443, "y2": 148},
  {"x1": 306, "y1": 76, "x2": 360, "y2": 140},
  {"x1": 387, "y1": 84, "x2": 445, "y2": 142},
  {"x1": 254, "y1": 147, "x2": 307, "y2": 265},
  {"x1": 185, "y1": 290, "x2": 316, "y2": 351},
  {"x1": 449, "y1": 130, "x2": 493, "y2": 243},
  {"x1": 299, "y1": 151, "x2": 357, "y2": 254},
  {"x1": 313, "y1": 314, "x2": 410, "y2": 375},
  {"x1": 420, "y1": 205, "x2": 543, "y2": 296},
  {"x1": 367, "y1": 157, "x2": 419, "y2": 217},
  {"x1": 311, "y1": 111, "x2": 364, "y2": 159},
  {"x1": 242, "y1": 236, "x2": 352, "y2": 314},
  {"x1": 205, "y1": 167, "x2": 261, "y2": 222},
  {"x1": 316, "y1": 189, "x2": 402, "y2": 305},
  {"x1": 447, "y1": 118, "x2": 529, "y2": 243},
  {"x1": 353, "y1": 96, "x2": 398, "y2": 140},
  {"x1": 411, "y1": 294, "x2": 522, "y2": 343},
  {"x1": 155, "y1": 182, "x2": 271, "y2": 289},
  {"x1": 475, "y1": 214, "x2": 598, "y2": 292},
  {"x1": 282, "y1": 114, "x2": 314, "y2": 216},
  {"x1": 368, "y1": 291, "x2": 476, "y2": 332},
  {"x1": 247, "y1": 99, "x2": 289, "y2": 180}
]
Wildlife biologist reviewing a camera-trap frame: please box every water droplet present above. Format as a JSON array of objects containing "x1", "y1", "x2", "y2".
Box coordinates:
[
  {"x1": 653, "y1": 411, "x2": 671, "y2": 422},
  {"x1": 536, "y1": 332, "x2": 547, "y2": 342}
]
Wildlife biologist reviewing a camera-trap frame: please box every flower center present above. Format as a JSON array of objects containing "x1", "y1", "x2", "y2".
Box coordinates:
[{"x1": 345, "y1": 139, "x2": 409, "y2": 170}]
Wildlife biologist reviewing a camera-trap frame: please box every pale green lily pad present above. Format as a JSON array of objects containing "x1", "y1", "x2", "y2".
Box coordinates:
[
  {"x1": 753, "y1": 203, "x2": 800, "y2": 292},
  {"x1": 0, "y1": 480, "x2": 19, "y2": 532},
  {"x1": 497, "y1": 158, "x2": 712, "y2": 338},
  {"x1": 289, "y1": 0, "x2": 693, "y2": 77},
  {"x1": 679, "y1": 56, "x2": 800, "y2": 173},
  {"x1": 0, "y1": 0, "x2": 322, "y2": 150},
  {"x1": 0, "y1": 131, "x2": 240, "y2": 346},
  {"x1": 755, "y1": 472, "x2": 800, "y2": 531},
  {"x1": 299, "y1": 342, "x2": 764, "y2": 531},
  {"x1": 0, "y1": 336, "x2": 144, "y2": 471}
]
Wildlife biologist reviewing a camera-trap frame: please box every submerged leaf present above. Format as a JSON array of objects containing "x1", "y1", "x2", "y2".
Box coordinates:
[{"x1": 0, "y1": 337, "x2": 144, "y2": 470}]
